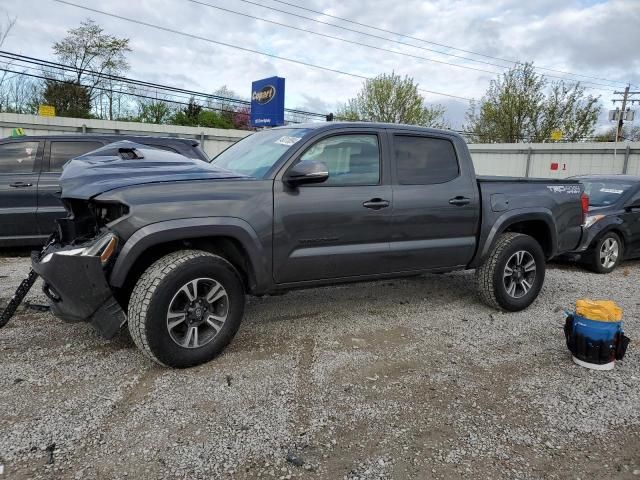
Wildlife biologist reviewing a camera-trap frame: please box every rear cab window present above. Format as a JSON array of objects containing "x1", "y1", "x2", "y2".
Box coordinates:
[
  {"x1": 49, "y1": 141, "x2": 104, "y2": 171},
  {"x1": 0, "y1": 141, "x2": 40, "y2": 173},
  {"x1": 393, "y1": 135, "x2": 459, "y2": 185}
]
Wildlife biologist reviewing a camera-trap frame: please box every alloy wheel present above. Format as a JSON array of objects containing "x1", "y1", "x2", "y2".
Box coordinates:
[
  {"x1": 599, "y1": 238, "x2": 619, "y2": 269},
  {"x1": 503, "y1": 250, "x2": 537, "y2": 299},
  {"x1": 166, "y1": 277, "x2": 229, "y2": 348}
]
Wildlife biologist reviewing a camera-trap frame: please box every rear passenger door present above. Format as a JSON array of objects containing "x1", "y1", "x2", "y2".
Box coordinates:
[
  {"x1": 0, "y1": 139, "x2": 43, "y2": 241},
  {"x1": 37, "y1": 140, "x2": 104, "y2": 235},
  {"x1": 387, "y1": 132, "x2": 479, "y2": 271}
]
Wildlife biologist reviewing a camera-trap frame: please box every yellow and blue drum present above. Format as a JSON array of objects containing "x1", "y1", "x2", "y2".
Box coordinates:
[{"x1": 564, "y1": 300, "x2": 630, "y2": 370}]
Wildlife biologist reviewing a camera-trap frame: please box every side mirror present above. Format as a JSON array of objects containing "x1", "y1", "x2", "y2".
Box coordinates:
[
  {"x1": 625, "y1": 199, "x2": 640, "y2": 210},
  {"x1": 284, "y1": 160, "x2": 329, "y2": 186}
]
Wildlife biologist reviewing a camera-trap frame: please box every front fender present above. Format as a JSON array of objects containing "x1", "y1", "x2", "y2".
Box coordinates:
[
  {"x1": 109, "y1": 217, "x2": 270, "y2": 292},
  {"x1": 470, "y1": 208, "x2": 558, "y2": 268}
]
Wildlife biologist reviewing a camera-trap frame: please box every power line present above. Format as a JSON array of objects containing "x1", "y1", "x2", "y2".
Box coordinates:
[
  {"x1": 52, "y1": 0, "x2": 473, "y2": 102},
  {"x1": 186, "y1": 0, "x2": 504, "y2": 78},
  {"x1": 266, "y1": 0, "x2": 632, "y2": 88},
  {"x1": 0, "y1": 50, "x2": 326, "y2": 118},
  {"x1": 1, "y1": 66, "x2": 316, "y2": 123},
  {"x1": 231, "y1": 0, "x2": 621, "y2": 92},
  {"x1": 0, "y1": 67, "x2": 243, "y2": 115},
  {"x1": 5, "y1": 67, "x2": 605, "y2": 142}
]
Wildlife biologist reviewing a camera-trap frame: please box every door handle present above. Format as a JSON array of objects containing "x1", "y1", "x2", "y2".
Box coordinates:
[
  {"x1": 363, "y1": 198, "x2": 390, "y2": 210},
  {"x1": 9, "y1": 182, "x2": 33, "y2": 188},
  {"x1": 449, "y1": 196, "x2": 470, "y2": 206}
]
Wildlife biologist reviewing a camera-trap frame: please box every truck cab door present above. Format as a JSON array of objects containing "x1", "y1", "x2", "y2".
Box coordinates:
[
  {"x1": 0, "y1": 139, "x2": 43, "y2": 243},
  {"x1": 273, "y1": 131, "x2": 393, "y2": 283},
  {"x1": 387, "y1": 131, "x2": 479, "y2": 271},
  {"x1": 36, "y1": 139, "x2": 104, "y2": 236}
]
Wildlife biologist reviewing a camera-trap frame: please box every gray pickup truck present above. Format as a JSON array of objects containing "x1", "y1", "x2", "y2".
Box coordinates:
[{"x1": 32, "y1": 122, "x2": 586, "y2": 368}]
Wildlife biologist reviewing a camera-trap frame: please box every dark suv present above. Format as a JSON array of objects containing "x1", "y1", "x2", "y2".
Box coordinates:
[{"x1": 0, "y1": 134, "x2": 209, "y2": 246}]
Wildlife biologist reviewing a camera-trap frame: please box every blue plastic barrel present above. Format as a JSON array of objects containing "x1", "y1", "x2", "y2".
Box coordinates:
[{"x1": 567, "y1": 314, "x2": 623, "y2": 370}]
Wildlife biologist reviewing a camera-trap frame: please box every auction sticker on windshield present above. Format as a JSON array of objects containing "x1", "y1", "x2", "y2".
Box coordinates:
[
  {"x1": 275, "y1": 136, "x2": 302, "y2": 146},
  {"x1": 600, "y1": 188, "x2": 624, "y2": 194}
]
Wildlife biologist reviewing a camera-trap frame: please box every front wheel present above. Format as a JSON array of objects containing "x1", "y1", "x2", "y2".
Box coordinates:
[
  {"x1": 128, "y1": 250, "x2": 245, "y2": 368},
  {"x1": 587, "y1": 232, "x2": 623, "y2": 274},
  {"x1": 475, "y1": 233, "x2": 546, "y2": 311}
]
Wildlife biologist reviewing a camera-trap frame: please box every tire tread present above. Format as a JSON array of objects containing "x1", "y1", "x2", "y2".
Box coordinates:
[
  {"x1": 128, "y1": 250, "x2": 217, "y2": 367},
  {"x1": 475, "y1": 232, "x2": 527, "y2": 310}
]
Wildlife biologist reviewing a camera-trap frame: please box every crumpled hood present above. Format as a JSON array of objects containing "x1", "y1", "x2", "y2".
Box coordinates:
[{"x1": 60, "y1": 140, "x2": 248, "y2": 200}]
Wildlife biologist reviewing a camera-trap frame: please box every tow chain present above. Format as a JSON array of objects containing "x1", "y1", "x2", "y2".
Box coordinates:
[{"x1": 0, "y1": 234, "x2": 57, "y2": 328}]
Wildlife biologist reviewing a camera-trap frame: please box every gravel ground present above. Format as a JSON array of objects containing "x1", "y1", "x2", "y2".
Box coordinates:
[{"x1": 0, "y1": 254, "x2": 639, "y2": 479}]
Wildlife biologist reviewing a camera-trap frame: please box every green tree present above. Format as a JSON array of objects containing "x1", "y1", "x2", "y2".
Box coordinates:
[
  {"x1": 171, "y1": 97, "x2": 203, "y2": 126},
  {"x1": 197, "y1": 110, "x2": 233, "y2": 129},
  {"x1": 593, "y1": 125, "x2": 640, "y2": 142},
  {"x1": 337, "y1": 72, "x2": 447, "y2": 127},
  {"x1": 42, "y1": 80, "x2": 92, "y2": 118},
  {"x1": 136, "y1": 98, "x2": 173, "y2": 124},
  {"x1": 466, "y1": 63, "x2": 600, "y2": 143},
  {"x1": 53, "y1": 19, "x2": 131, "y2": 119}
]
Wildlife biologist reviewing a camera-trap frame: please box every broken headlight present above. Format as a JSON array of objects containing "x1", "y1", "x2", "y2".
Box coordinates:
[
  {"x1": 41, "y1": 233, "x2": 118, "y2": 265},
  {"x1": 89, "y1": 202, "x2": 129, "y2": 227},
  {"x1": 57, "y1": 200, "x2": 129, "y2": 242}
]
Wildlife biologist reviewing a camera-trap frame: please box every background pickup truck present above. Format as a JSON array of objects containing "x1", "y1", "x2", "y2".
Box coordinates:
[
  {"x1": 0, "y1": 134, "x2": 208, "y2": 246},
  {"x1": 32, "y1": 123, "x2": 586, "y2": 368}
]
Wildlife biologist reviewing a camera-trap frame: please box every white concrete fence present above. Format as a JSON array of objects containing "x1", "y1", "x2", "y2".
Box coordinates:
[
  {"x1": 1, "y1": 113, "x2": 638, "y2": 178},
  {"x1": 469, "y1": 142, "x2": 640, "y2": 178}
]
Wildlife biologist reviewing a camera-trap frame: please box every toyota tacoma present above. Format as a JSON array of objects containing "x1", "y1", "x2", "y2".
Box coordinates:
[{"x1": 31, "y1": 123, "x2": 587, "y2": 368}]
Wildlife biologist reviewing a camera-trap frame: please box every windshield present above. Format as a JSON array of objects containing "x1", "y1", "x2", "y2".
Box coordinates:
[
  {"x1": 211, "y1": 128, "x2": 312, "y2": 178},
  {"x1": 581, "y1": 180, "x2": 633, "y2": 207}
]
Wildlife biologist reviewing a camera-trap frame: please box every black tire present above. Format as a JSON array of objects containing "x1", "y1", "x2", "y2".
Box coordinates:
[
  {"x1": 128, "y1": 250, "x2": 245, "y2": 368},
  {"x1": 475, "y1": 232, "x2": 546, "y2": 312},
  {"x1": 586, "y1": 232, "x2": 623, "y2": 274}
]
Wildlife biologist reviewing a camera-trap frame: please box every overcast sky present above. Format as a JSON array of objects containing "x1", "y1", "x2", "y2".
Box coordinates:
[{"x1": 2, "y1": 0, "x2": 639, "y2": 129}]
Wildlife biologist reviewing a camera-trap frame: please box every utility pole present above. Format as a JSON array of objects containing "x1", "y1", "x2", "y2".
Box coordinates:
[{"x1": 612, "y1": 85, "x2": 639, "y2": 142}]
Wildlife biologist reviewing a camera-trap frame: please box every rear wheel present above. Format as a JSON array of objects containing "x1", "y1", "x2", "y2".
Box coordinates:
[
  {"x1": 475, "y1": 233, "x2": 546, "y2": 311},
  {"x1": 587, "y1": 232, "x2": 623, "y2": 274},
  {"x1": 128, "y1": 250, "x2": 245, "y2": 368}
]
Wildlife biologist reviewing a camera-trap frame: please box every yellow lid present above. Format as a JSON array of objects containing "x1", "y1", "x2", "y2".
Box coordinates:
[{"x1": 576, "y1": 299, "x2": 622, "y2": 322}]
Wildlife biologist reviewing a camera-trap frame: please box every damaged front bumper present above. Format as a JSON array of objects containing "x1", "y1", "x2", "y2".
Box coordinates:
[{"x1": 31, "y1": 233, "x2": 126, "y2": 339}]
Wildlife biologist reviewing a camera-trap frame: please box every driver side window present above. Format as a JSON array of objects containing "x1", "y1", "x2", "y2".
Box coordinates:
[{"x1": 298, "y1": 134, "x2": 380, "y2": 186}]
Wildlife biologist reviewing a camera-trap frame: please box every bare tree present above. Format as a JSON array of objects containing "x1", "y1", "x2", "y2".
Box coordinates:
[
  {"x1": 0, "y1": 13, "x2": 15, "y2": 46},
  {"x1": 0, "y1": 14, "x2": 17, "y2": 110},
  {"x1": 53, "y1": 18, "x2": 131, "y2": 119},
  {"x1": 0, "y1": 15, "x2": 38, "y2": 114}
]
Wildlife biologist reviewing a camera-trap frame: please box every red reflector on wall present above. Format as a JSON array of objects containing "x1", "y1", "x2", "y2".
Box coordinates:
[{"x1": 550, "y1": 163, "x2": 559, "y2": 171}]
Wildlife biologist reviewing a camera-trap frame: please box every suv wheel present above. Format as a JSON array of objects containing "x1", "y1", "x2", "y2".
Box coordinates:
[
  {"x1": 128, "y1": 250, "x2": 245, "y2": 368},
  {"x1": 475, "y1": 232, "x2": 546, "y2": 311},
  {"x1": 587, "y1": 232, "x2": 623, "y2": 274}
]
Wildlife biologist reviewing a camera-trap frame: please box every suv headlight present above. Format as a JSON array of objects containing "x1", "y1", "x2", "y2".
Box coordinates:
[{"x1": 41, "y1": 233, "x2": 118, "y2": 265}]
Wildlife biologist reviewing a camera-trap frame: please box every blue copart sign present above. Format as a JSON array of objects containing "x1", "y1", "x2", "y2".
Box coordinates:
[{"x1": 251, "y1": 76, "x2": 285, "y2": 127}]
